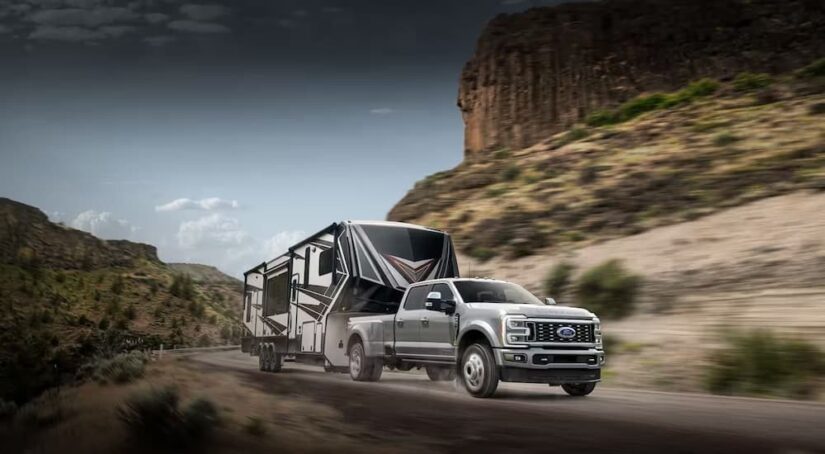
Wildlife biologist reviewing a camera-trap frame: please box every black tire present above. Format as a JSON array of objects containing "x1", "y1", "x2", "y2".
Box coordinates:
[
  {"x1": 349, "y1": 340, "x2": 382, "y2": 382},
  {"x1": 258, "y1": 348, "x2": 266, "y2": 371},
  {"x1": 426, "y1": 365, "x2": 456, "y2": 381},
  {"x1": 270, "y1": 347, "x2": 282, "y2": 373},
  {"x1": 460, "y1": 343, "x2": 498, "y2": 398},
  {"x1": 561, "y1": 382, "x2": 596, "y2": 396}
]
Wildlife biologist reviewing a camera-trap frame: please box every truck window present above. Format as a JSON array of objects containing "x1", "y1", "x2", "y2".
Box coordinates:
[
  {"x1": 430, "y1": 283, "x2": 454, "y2": 301},
  {"x1": 403, "y1": 285, "x2": 430, "y2": 310},
  {"x1": 453, "y1": 281, "x2": 543, "y2": 305}
]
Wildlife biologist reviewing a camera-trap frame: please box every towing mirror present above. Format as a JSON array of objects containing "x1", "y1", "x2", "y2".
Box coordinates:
[
  {"x1": 425, "y1": 291, "x2": 442, "y2": 311},
  {"x1": 441, "y1": 300, "x2": 457, "y2": 315},
  {"x1": 545, "y1": 297, "x2": 557, "y2": 305}
]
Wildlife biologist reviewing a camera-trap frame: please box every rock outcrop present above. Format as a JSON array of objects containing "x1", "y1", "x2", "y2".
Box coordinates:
[{"x1": 459, "y1": 0, "x2": 825, "y2": 156}]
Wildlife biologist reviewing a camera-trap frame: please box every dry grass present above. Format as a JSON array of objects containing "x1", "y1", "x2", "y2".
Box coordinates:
[{"x1": 1, "y1": 357, "x2": 430, "y2": 454}]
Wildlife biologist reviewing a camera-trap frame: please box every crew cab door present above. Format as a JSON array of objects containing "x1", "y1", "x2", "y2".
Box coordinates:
[
  {"x1": 393, "y1": 285, "x2": 429, "y2": 355},
  {"x1": 419, "y1": 283, "x2": 457, "y2": 360}
]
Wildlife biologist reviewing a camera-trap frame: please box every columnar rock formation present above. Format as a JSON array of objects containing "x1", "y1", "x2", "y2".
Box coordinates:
[{"x1": 458, "y1": 0, "x2": 825, "y2": 156}]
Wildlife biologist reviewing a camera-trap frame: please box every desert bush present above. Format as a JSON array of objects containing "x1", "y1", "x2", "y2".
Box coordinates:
[
  {"x1": 797, "y1": 58, "x2": 825, "y2": 78},
  {"x1": 170, "y1": 273, "x2": 195, "y2": 300},
  {"x1": 544, "y1": 262, "x2": 576, "y2": 298},
  {"x1": 501, "y1": 164, "x2": 522, "y2": 181},
  {"x1": 575, "y1": 259, "x2": 640, "y2": 319},
  {"x1": 557, "y1": 127, "x2": 590, "y2": 147},
  {"x1": 110, "y1": 275, "x2": 125, "y2": 295},
  {"x1": 118, "y1": 387, "x2": 220, "y2": 448},
  {"x1": 16, "y1": 389, "x2": 67, "y2": 427},
  {"x1": 586, "y1": 109, "x2": 620, "y2": 127},
  {"x1": 733, "y1": 72, "x2": 773, "y2": 92},
  {"x1": 706, "y1": 330, "x2": 825, "y2": 398},
  {"x1": 125, "y1": 304, "x2": 137, "y2": 320},
  {"x1": 196, "y1": 334, "x2": 212, "y2": 347},
  {"x1": 713, "y1": 132, "x2": 740, "y2": 147},
  {"x1": 245, "y1": 416, "x2": 267, "y2": 436},
  {"x1": 809, "y1": 102, "x2": 825, "y2": 115},
  {"x1": 617, "y1": 93, "x2": 667, "y2": 120},
  {"x1": 468, "y1": 247, "x2": 496, "y2": 262},
  {"x1": 0, "y1": 399, "x2": 18, "y2": 419},
  {"x1": 88, "y1": 351, "x2": 149, "y2": 384},
  {"x1": 492, "y1": 148, "x2": 511, "y2": 159}
]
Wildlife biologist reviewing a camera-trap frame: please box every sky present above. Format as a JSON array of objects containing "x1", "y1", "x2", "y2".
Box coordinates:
[{"x1": 0, "y1": 0, "x2": 570, "y2": 277}]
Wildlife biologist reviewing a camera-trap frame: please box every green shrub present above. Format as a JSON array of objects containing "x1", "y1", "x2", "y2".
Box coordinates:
[
  {"x1": 493, "y1": 148, "x2": 511, "y2": 159},
  {"x1": 501, "y1": 164, "x2": 522, "y2": 181},
  {"x1": 733, "y1": 72, "x2": 773, "y2": 92},
  {"x1": 182, "y1": 398, "x2": 220, "y2": 438},
  {"x1": 797, "y1": 58, "x2": 825, "y2": 78},
  {"x1": 713, "y1": 132, "x2": 740, "y2": 147},
  {"x1": 0, "y1": 399, "x2": 18, "y2": 420},
  {"x1": 617, "y1": 93, "x2": 667, "y2": 121},
  {"x1": 557, "y1": 127, "x2": 590, "y2": 147},
  {"x1": 575, "y1": 259, "x2": 640, "y2": 319},
  {"x1": 809, "y1": 102, "x2": 825, "y2": 115},
  {"x1": 468, "y1": 247, "x2": 496, "y2": 262},
  {"x1": 16, "y1": 389, "x2": 67, "y2": 428},
  {"x1": 119, "y1": 387, "x2": 220, "y2": 448},
  {"x1": 110, "y1": 275, "x2": 124, "y2": 295},
  {"x1": 706, "y1": 330, "x2": 825, "y2": 398},
  {"x1": 544, "y1": 262, "x2": 575, "y2": 298},
  {"x1": 245, "y1": 416, "x2": 267, "y2": 436},
  {"x1": 89, "y1": 351, "x2": 149, "y2": 384},
  {"x1": 586, "y1": 109, "x2": 620, "y2": 127},
  {"x1": 662, "y1": 78, "x2": 720, "y2": 107},
  {"x1": 170, "y1": 273, "x2": 195, "y2": 300}
]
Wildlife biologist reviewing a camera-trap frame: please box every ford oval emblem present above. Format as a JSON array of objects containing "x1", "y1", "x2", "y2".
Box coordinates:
[{"x1": 556, "y1": 326, "x2": 577, "y2": 339}]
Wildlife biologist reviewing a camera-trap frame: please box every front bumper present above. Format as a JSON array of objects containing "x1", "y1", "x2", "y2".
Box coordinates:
[{"x1": 495, "y1": 347, "x2": 604, "y2": 384}]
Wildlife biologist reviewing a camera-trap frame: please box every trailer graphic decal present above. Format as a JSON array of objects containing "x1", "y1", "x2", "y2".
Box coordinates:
[{"x1": 382, "y1": 255, "x2": 435, "y2": 283}]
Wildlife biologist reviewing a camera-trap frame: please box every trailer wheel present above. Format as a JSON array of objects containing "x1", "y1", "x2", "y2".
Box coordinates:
[
  {"x1": 348, "y1": 340, "x2": 381, "y2": 382},
  {"x1": 460, "y1": 343, "x2": 498, "y2": 398},
  {"x1": 270, "y1": 350, "x2": 282, "y2": 373},
  {"x1": 561, "y1": 382, "x2": 596, "y2": 397},
  {"x1": 258, "y1": 348, "x2": 267, "y2": 371},
  {"x1": 425, "y1": 365, "x2": 456, "y2": 381}
]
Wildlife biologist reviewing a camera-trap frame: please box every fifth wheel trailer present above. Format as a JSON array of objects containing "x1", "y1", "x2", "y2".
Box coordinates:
[{"x1": 240, "y1": 220, "x2": 460, "y2": 372}]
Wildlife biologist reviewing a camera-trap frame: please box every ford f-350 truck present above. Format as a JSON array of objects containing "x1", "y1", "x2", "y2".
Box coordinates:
[{"x1": 346, "y1": 278, "x2": 604, "y2": 398}]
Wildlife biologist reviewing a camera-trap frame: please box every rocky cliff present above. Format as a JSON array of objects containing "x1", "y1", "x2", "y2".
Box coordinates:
[{"x1": 459, "y1": 0, "x2": 825, "y2": 156}]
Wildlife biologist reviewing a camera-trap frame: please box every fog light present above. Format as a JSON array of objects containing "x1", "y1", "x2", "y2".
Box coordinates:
[{"x1": 504, "y1": 353, "x2": 527, "y2": 362}]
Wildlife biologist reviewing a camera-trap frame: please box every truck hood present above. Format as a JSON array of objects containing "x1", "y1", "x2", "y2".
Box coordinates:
[{"x1": 465, "y1": 303, "x2": 595, "y2": 320}]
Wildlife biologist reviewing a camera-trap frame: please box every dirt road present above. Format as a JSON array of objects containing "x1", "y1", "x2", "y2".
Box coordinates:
[{"x1": 189, "y1": 349, "x2": 825, "y2": 453}]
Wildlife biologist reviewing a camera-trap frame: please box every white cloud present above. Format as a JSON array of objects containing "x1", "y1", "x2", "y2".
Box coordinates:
[
  {"x1": 144, "y1": 12, "x2": 169, "y2": 24},
  {"x1": 70, "y1": 210, "x2": 137, "y2": 240},
  {"x1": 28, "y1": 7, "x2": 138, "y2": 28},
  {"x1": 167, "y1": 19, "x2": 229, "y2": 34},
  {"x1": 143, "y1": 34, "x2": 175, "y2": 46},
  {"x1": 179, "y1": 4, "x2": 228, "y2": 22},
  {"x1": 155, "y1": 197, "x2": 240, "y2": 212},
  {"x1": 177, "y1": 213, "x2": 251, "y2": 249},
  {"x1": 369, "y1": 107, "x2": 394, "y2": 115},
  {"x1": 264, "y1": 231, "x2": 305, "y2": 257},
  {"x1": 29, "y1": 25, "x2": 103, "y2": 41}
]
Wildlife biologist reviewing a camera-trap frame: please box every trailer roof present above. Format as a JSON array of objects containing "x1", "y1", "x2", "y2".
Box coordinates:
[{"x1": 346, "y1": 220, "x2": 445, "y2": 232}]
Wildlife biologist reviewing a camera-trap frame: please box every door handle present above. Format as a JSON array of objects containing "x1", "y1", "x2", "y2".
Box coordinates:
[
  {"x1": 420, "y1": 316, "x2": 429, "y2": 327},
  {"x1": 396, "y1": 318, "x2": 404, "y2": 327}
]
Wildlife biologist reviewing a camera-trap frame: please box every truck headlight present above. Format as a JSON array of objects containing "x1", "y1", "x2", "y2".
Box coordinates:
[
  {"x1": 593, "y1": 319, "x2": 603, "y2": 349},
  {"x1": 503, "y1": 315, "x2": 530, "y2": 347}
]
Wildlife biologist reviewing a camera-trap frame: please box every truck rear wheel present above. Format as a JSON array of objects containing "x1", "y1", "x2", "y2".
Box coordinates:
[
  {"x1": 349, "y1": 340, "x2": 382, "y2": 382},
  {"x1": 561, "y1": 382, "x2": 596, "y2": 396},
  {"x1": 426, "y1": 365, "x2": 456, "y2": 381},
  {"x1": 460, "y1": 343, "x2": 498, "y2": 398}
]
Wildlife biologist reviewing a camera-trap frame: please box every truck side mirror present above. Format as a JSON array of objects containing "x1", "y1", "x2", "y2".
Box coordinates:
[
  {"x1": 425, "y1": 291, "x2": 442, "y2": 311},
  {"x1": 441, "y1": 300, "x2": 456, "y2": 315},
  {"x1": 545, "y1": 297, "x2": 557, "y2": 305}
]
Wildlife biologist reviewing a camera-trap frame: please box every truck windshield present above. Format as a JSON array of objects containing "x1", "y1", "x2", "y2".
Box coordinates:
[{"x1": 454, "y1": 281, "x2": 544, "y2": 305}]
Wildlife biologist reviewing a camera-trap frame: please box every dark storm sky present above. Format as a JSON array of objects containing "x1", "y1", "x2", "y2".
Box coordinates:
[{"x1": 0, "y1": 0, "x2": 573, "y2": 275}]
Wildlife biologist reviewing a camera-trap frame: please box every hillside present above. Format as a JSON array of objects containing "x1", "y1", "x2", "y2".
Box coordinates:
[
  {"x1": 388, "y1": 0, "x2": 825, "y2": 395},
  {"x1": 0, "y1": 198, "x2": 242, "y2": 404}
]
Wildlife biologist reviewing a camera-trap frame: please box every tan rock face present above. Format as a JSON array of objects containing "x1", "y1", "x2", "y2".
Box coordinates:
[{"x1": 459, "y1": 0, "x2": 825, "y2": 156}]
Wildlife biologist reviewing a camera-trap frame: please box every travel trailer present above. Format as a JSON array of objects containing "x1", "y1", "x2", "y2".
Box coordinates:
[{"x1": 240, "y1": 221, "x2": 460, "y2": 372}]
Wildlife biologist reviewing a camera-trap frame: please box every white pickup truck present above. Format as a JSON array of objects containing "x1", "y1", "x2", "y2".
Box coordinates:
[{"x1": 346, "y1": 278, "x2": 604, "y2": 398}]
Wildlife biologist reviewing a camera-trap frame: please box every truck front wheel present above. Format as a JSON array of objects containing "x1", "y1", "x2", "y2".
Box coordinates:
[
  {"x1": 561, "y1": 382, "x2": 596, "y2": 396},
  {"x1": 460, "y1": 343, "x2": 498, "y2": 398},
  {"x1": 425, "y1": 365, "x2": 456, "y2": 381},
  {"x1": 348, "y1": 340, "x2": 382, "y2": 382}
]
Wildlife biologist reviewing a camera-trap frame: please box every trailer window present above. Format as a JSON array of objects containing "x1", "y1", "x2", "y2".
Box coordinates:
[
  {"x1": 319, "y1": 248, "x2": 333, "y2": 275},
  {"x1": 360, "y1": 225, "x2": 445, "y2": 263},
  {"x1": 264, "y1": 272, "x2": 289, "y2": 316}
]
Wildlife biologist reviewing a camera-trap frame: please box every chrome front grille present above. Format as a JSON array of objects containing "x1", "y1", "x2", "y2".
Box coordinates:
[{"x1": 528, "y1": 321, "x2": 594, "y2": 343}]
